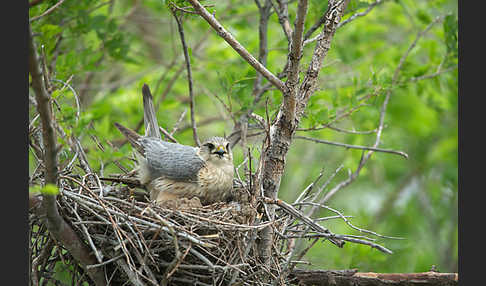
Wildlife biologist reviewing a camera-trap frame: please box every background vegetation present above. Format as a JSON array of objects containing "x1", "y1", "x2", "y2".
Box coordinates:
[{"x1": 29, "y1": 0, "x2": 458, "y2": 281}]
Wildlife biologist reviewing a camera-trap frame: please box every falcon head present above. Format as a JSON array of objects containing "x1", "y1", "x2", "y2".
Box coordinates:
[{"x1": 199, "y1": 136, "x2": 233, "y2": 165}]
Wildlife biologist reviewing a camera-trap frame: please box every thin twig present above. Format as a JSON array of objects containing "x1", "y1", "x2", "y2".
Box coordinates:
[
  {"x1": 30, "y1": 0, "x2": 66, "y2": 22},
  {"x1": 295, "y1": 135, "x2": 408, "y2": 159},
  {"x1": 170, "y1": 109, "x2": 188, "y2": 136},
  {"x1": 187, "y1": 0, "x2": 286, "y2": 92},
  {"x1": 172, "y1": 10, "x2": 200, "y2": 146},
  {"x1": 337, "y1": 0, "x2": 386, "y2": 29},
  {"x1": 294, "y1": 202, "x2": 404, "y2": 240},
  {"x1": 319, "y1": 15, "x2": 447, "y2": 205}
]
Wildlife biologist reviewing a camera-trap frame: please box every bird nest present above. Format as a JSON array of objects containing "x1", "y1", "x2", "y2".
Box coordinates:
[{"x1": 29, "y1": 173, "x2": 284, "y2": 285}]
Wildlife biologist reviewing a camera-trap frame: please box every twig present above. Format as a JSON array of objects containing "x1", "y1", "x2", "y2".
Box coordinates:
[
  {"x1": 294, "y1": 202, "x2": 403, "y2": 240},
  {"x1": 264, "y1": 197, "x2": 344, "y2": 248},
  {"x1": 159, "y1": 126, "x2": 178, "y2": 143},
  {"x1": 293, "y1": 167, "x2": 325, "y2": 205},
  {"x1": 303, "y1": 13, "x2": 327, "y2": 41},
  {"x1": 318, "y1": 15, "x2": 446, "y2": 205},
  {"x1": 170, "y1": 109, "x2": 188, "y2": 136},
  {"x1": 115, "y1": 258, "x2": 147, "y2": 286},
  {"x1": 50, "y1": 78, "x2": 81, "y2": 124},
  {"x1": 172, "y1": 10, "x2": 200, "y2": 146},
  {"x1": 400, "y1": 65, "x2": 457, "y2": 85},
  {"x1": 270, "y1": 0, "x2": 292, "y2": 42},
  {"x1": 65, "y1": 202, "x2": 104, "y2": 263},
  {"x1": 304, "y1": 165, "x2": 344, "y2": 215},
  {"x1": 326, "y1": 125, "x2": 377, "y2": 135},
  {"x1": 297, "y1": 93, "x2": 375, "y2": 131},
  {"x1": 30, "y1": 0, "x2": 65, "y2": 22},
  {"x1": 337, "y1": 0, "x2": 385, "y2": 29},
  {"x1": 186, "y1": 0, "x2": 286, "y2": 92},
  {"x1": 86, "y1": 254, "x2": 125, "y2": 270},
  {"x1": 295, "y1": 135, "x2": 409, "y2": 159}
]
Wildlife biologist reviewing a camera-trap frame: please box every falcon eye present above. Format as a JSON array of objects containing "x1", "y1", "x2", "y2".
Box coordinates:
[
  {"x1": 205, "y1": 143, "x2": 215, "y2": 150},
  {"x1": 226, "y1": 143, "x2": 230, "y2": 150}
]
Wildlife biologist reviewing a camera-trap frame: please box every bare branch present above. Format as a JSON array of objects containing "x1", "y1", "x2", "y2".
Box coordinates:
[
  {"x1": 290, "y1": 269, "x2": 458, "y2": 286},
  {"x1": 319, "y1": 15, "x2": 447, "y2": 204},
  {"x1": 30, "y1": 0, "x2": 65, "y2": 22},
  {"x1": 400, "y1": 64, "x2": 457, "y2": 85},
  {"x1": 304, "y1": 13, "x2": 327, "y2": 41},
  {"x1": 337, "y1": 0, "x2": 386, "y2": 29},
  {"x1": 257, "y1": 0, "x2": 350, "y2": 267},
  {"x1": 297, "y1": 93, "x2": 375, "y2": 131},
  {"x1": 326, "y1": 125, "x2": 377, "y2": 135},
  {"x1": 172, "y1": 10, "x2": 200, "y2": 146},
  {"x1": 264, "y1": 198, "x2": 344, "y2": 247},
  {"x1": 283, "y1": 0, "x2": 309, "y2": 121},
  {"x1": 29, "y1": 25, "x2": 107, "y2": 285},
  {"x1": 270, "y1": 0, "x2": 293, "y2": 42},
  {"x1": 294, "y1": 202, "x2": 404, "y2": 240},
  {"x1": 186, "y1": 0, "x2": 286, "y2": 92},
  {"x1": 297, "y1": 0, "x2": 351, "y2": 116},
  {"x1": 170, "y1": 109, "x2": 187, "y2": 136},
  {"x1": 295, "y1": 135, "x2": 409, "y2": 159}
]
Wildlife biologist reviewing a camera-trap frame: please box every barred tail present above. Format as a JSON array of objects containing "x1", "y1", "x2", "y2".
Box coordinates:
[{"x1": 142, "y1": 83, "x2": 161, "y2": 139}]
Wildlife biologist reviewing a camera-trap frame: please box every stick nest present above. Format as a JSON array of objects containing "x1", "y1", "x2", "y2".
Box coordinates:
[{"x1": 30, "y1": 173, "x2": 284, "y2": 285}]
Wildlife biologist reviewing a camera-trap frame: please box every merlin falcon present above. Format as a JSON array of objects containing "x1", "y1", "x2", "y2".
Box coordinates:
[{"x1": 115, "y1": 84, "x2": 234, "y2": 205}]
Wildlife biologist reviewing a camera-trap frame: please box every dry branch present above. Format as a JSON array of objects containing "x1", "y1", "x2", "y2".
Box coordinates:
[
  {"x1": 290, "y1": 269, "x2": 458, "y2": 286},
  {"x1": 29, "y1": 24, "x2": 107, "y2": 286},
  {"x1": 172, "y1": 10, "x2": 200, "y2": 146},
  {"x1": 186, "y1": 0, "x2": 286, "y2": 92},
  {"x1": 257, "y1": 0, "x2": 350, "y2": 266},
  {"x1": 295, "y1": 135, "x2": 409, "y2": 159}
]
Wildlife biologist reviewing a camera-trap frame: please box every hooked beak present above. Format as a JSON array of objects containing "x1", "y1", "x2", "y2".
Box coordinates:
[{"x1": 213, "y1": 145, "x2": 226, "y2": 157}]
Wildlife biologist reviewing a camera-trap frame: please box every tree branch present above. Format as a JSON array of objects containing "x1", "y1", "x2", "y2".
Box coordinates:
[
  {"x1": 29, "y1": 0, "x2": 65, "y2": 22},
  {"x1": 257, "y1": 0, "x2": 350, "y2": 268},
  {"x1": 290, "y1": 269, "x2": 458, "y2": 286},
  {"x1": 29, "y1": 25, "x2": 107, "y2": 286},
  {"x1": 284, "y1": 0, "x2": 309, "y2": 121},
  {"x1": 295, "y1": 135, "x2": 408, "y2": 159},
  {"x1": 297, "y1": 0, "x2": 350, "y2": 116},
  {"x1": 186, "y1": 0, "x2": 286, "y2": 92},
  {"x1": 172, "y1": 10, "x2": 200, "y2": 146},
  {"x1": 270, "y1": 0, "x2": 293, "y2": 42},
  {"x1": 337, "y1": 0, "x2": 386, "y2": 29},
  {"x1": 319, "y1": 15, "x2": 447, "y2": 204}
]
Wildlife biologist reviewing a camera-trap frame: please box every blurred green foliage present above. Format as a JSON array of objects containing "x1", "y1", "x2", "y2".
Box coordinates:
[{"x1": 29, "y1": 0, "x2": 457, "y2": 278}]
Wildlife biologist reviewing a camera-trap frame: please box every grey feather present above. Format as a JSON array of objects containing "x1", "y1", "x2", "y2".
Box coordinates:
[
  {"x1": 142, "y1": 84, "x2": 161, "y2": 139},
  {"x1": 139, "y1": 137, "x2": 205, "y2": 182}
]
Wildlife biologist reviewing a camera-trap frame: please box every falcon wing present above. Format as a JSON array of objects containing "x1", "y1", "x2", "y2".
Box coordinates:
[{"x1": 139, "y1": 137, "x2": 205, "y2": 182}]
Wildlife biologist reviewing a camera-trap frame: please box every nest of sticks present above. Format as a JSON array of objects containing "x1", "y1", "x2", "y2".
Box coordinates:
[
  {"x1": 29, "y1": 171, "x2": 288, "y2": 285},
  {"x1": 29, "y1": 168, "x2": 397, "y2": 286},
  {"x1": 29, "y1": 133, "x2": 397, "y2": 286}
]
